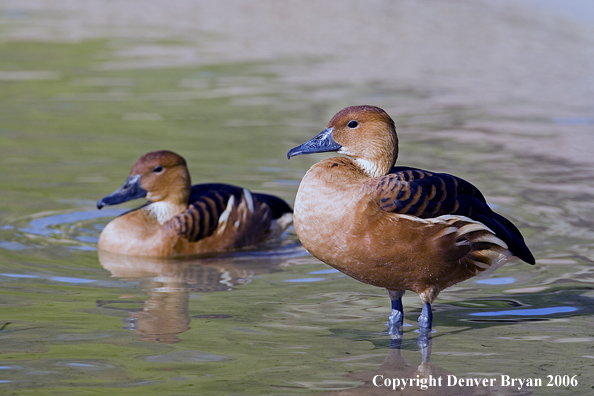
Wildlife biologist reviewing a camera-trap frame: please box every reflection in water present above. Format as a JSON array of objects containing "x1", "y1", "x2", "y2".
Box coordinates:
[
  {"x1": 318, "y1": 334, "x2": 533, "y2": 396},
  {"x1": 96, "y1": 251, "x2": 284, "y2": 343}
]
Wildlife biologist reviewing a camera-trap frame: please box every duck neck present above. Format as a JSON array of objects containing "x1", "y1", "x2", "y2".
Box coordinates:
[
  {"x1": 354, "y1": 157, "x2": 395, "y2": 178},
  {"x1": 352, "y1": 129, "x2": 399, "y2": 178},
  {"x1": 145, "y1": 183, "x2": 190, "y2": 224}
]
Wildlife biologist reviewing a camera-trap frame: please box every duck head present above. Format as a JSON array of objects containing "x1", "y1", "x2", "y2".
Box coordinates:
[
  {"x1": 287, "y1": 105, "x2": 399, "y2": 178},
  {"x1": 97, "y1": 150, "x2": 191, "y2": 213}
]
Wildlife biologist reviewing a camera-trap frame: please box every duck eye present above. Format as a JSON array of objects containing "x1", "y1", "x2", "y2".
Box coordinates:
[
  {"x1": 152, "y1": 166, "x2": 163, "y2": 173},
  {"x1": 347, "y1": 120, "x2": 359, "y2": 128}
]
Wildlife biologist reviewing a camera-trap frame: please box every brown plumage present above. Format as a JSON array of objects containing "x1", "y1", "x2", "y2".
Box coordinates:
[
  {"x1": 287, "y1": 105, "x2": 534, "y2": 333},
  {"x1": 97, "y1": 150, "x2": 293, "y2": 257}
]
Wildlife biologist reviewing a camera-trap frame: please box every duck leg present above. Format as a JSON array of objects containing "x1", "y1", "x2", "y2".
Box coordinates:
[
  {"x1": 417, "y1": 303, "x2": 433, "y2": 362},
  {"x1": 418, "y1": 303, "x2": 433, "y2": 332},
  {"x1": 387, "y1": 289, "x2": 405, "y2": 336}
]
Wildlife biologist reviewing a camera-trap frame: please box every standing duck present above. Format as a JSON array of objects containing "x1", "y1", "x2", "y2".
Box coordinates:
[
  {"x1": 97, "y1": 150, "x2": 293, "y2": 257},
  {"x1": 287, "y1": 105, "x2": 534, "y2": 333}
]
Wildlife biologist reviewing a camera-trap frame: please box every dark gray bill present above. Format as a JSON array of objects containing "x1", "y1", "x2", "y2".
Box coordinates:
[
  {"x1": 287, "y1": 127, "x2": 342, "y2": 159},
  {"x1": 97, "y1": 174, "x2": 147, "y2": 209}
]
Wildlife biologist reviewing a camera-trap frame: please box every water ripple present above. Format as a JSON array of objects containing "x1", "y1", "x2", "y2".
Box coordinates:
[{"x1": 469, "y1": 306, "x2": 578, "y2": 317}]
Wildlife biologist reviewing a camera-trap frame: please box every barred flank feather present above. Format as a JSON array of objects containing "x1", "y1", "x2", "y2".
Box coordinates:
[{"x1": 171, "y1": 183, "x2": 293, "y2": 246}]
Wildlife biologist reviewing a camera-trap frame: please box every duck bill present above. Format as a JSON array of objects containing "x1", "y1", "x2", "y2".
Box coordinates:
[
  {"x1": 97, "y1": 174, "x2": 147, "y2": 209},
  {"x1": 287, "y1": 127, "x2": 342, "y2": 159}
]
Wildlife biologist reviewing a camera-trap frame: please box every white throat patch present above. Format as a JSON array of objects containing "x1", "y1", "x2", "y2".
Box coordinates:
[
  {"x1": 145, "y1": 201, "x2": 182, "y2": 224},
  {"x1": 355, "y1": 158, "x2": 383, "y2": 178}
]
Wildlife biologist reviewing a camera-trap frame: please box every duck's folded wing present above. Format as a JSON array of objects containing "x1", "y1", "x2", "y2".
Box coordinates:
[
  {"x1": 171, "y1": 183, "x2": 292, "y2": 243},
  {"x1": 171, "y1": 183, "x2": 246, "y2": 242},
  {"x1": 370, "y1": 167, "x2": 535, "y2": 264},
  {"x1": 251, "y1": 192, "x2": 293, "y2": 219},
  {"x1": 374, "y1": 167, "x2": 487, "y2": 217}
]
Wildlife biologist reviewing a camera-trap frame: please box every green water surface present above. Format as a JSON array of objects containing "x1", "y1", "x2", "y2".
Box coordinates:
[{"x1": 1, "y1": 34, "x2": 593, "y2": 396}]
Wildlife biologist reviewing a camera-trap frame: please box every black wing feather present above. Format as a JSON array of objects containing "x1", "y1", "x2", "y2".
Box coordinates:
[{"x1": 252, "y1": 193, "x2": 293, "y2": 219}]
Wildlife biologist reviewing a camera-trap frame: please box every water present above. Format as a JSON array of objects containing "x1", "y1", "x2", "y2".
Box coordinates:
[{"x1": 1, "y1": 1, "x2": 594, "y2": 395}]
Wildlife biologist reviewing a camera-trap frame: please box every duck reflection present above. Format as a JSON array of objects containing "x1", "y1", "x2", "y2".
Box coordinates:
[
  {"x1": 97, "y1": 250, "x2": 283, "y2": 343},
  {"x1": 318, "y1": 333, "x2": 532, "y2": 396}
]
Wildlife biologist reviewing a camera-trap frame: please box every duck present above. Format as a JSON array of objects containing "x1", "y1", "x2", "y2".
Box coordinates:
[
  {"x1": 97, "y1": 150, "x2": 293, "y2": 257},
  {"x1": 287, "y1": 105, "x2": 535, "y2": 334}
]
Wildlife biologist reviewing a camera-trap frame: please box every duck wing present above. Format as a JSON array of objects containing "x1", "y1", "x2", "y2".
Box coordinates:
[
  {"x1": 173, "y1": 183, "x2": 291, "y2": 243},
  {"x1": 371, "y1": 167, "x2": 535, "y2": 264}
]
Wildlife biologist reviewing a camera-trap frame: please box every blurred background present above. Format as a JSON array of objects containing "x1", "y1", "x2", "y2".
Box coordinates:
[{"x1": 1, "y1": 1, "x2": 593, "y2": 395}]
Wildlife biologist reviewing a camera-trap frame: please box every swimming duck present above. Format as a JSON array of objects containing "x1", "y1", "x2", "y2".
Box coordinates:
[
  {"x1": 287, "y1": 105, "x2": 534, "y2": 333},
  {"x1": 97, "y1": 150, "x2": 293, "y2": 257}
]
